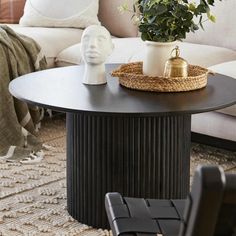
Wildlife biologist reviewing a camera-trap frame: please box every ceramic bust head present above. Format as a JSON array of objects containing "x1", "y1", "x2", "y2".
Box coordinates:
[{"x1": 81, "y1": 25, "x2": 114, "y2": 85}]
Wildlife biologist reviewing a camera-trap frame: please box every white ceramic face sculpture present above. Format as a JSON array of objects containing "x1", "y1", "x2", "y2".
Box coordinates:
[{"x1": 81, "y1": 25, "x2": 114, "y2": 85}]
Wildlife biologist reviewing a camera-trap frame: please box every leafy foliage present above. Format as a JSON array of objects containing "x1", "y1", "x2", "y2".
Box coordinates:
[{"x1": 131, "y1": 0, "x2": 221, "y2": 42}]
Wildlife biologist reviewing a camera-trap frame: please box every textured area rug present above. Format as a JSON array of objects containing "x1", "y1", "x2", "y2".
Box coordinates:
[{"x1": 0, "y1": 115, "x2": 235, "y2": 236}]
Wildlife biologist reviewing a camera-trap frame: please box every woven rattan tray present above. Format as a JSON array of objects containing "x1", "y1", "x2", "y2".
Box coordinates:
[{"x1": 111, "y1": 62, "x2": 210, "y2": 92}]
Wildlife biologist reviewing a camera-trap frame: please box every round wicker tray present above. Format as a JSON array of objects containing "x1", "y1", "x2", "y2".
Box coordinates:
[{"x1": 111, "y1": 62, "x2": 210, "y2": 92}]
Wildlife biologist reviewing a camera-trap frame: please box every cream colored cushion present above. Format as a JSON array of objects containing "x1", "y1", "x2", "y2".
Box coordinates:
[
  {"x1": 98, "y1": 0, "x2": 138, "y2": 37},
  {"x1": 20, "y1": 0, "x2": 100, "y2": 28},
  {"x1": 56, "y1": 38, "x2": 145, "y2": 67},
  {"x1": 185, "y1": 0, "x2": 236, "y2": 51},
  {"x1": 9, "y1": 24, "x2": 83, "y2": 68},
  {"x1": 208, "y1": 61, "x2": 236, "y2": 117},
  {"x1": 56, "y1": 44, "x2": 82, "y2": 67},
  {"x1": 192, "y1": 112, "x2": 236, "y2": 141},
  {"x1": 56, "y1": 38, "x2": 236, "y2": 68},
  {"x1": 132, "y1": 41, "x2": 236, "y2": 68}
]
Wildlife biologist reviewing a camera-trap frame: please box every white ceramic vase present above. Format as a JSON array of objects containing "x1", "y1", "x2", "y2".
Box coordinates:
[{"x1": 143, "y1": 40, "x2": 177, "y2": 77}]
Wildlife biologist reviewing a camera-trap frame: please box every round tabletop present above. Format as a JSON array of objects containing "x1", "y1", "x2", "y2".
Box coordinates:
[{"x1": 9, "y1": 64, "x2": 236, "y2": 116}]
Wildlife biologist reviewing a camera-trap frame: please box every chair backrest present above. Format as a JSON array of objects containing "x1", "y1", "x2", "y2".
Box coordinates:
[
  {"x1": 213, "y1": 174, "x2": 236, "y2": 236},
  {"x1": 179, "y1": 166, "x2": 236, "y2": 236},
  {"x1": 105, "y1": 165, "x2": 236, "y2": 236}
]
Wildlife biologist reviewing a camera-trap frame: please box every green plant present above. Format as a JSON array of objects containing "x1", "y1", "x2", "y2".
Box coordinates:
[{"x1": 120, "y1": 0, "x2": 221, "y2": 42}]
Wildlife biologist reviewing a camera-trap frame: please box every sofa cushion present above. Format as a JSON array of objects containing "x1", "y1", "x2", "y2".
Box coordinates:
[
  {"x1": 132, "y1": 41, "x2": 236, "y2": 68},
  {"x1": 56, "y1": 38, "x2": 145, "y2": 67},
  {"x1": 9, "y1": 24, "x2": 83, "y2": 68},
  {"x1": 208, "y1": 61, "x2": 236, "y2": 117},
  {"x1": 19, "y1": 0, "x2": 100, "y2": 28},
  {"x1": 185, "y1": 0, "x2": 236, "y2": 51},
  {"x1": 192, "y1": 111, "x2": 236, "y2": 142},
  {"x1": 0, "y1": 0, "x2": 25, "y2": 23},
  {"x1": 56, "y1": 38, "x2": 236, "y2": 68},
  {"x1": 98, "y1": 0, "x2": 138, "y2": 38}
]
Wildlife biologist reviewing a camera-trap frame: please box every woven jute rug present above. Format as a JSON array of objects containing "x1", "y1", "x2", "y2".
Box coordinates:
[{"x1": 0, "y1": 115, "x2": 235, "y2": 236}]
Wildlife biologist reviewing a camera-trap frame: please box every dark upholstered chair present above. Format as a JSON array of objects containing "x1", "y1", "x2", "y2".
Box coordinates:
[{"x1": 105, "y1": 165, "x2": 236, "y2": 236}]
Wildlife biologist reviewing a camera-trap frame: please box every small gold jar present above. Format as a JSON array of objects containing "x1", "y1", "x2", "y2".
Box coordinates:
[{"x1": 164, "y1": 46, "x2": 188, "y2": 78}]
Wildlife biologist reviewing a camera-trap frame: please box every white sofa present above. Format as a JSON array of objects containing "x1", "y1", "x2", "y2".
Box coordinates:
[{"x1": 8, "y1": 0, "x2": 236, "y2": 149}]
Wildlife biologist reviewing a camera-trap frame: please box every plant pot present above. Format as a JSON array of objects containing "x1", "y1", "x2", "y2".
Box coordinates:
[{"x1": 143, "y1": 40, "x2": 177, "y2": 77}]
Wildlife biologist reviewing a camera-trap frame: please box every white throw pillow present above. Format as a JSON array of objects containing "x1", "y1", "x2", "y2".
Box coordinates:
[{"x1": 19, "y1": 0, "x2": 100, "y2": 28}]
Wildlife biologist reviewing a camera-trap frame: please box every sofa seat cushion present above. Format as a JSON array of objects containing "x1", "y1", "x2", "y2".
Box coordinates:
[
  {"x1": 8, "y1": 24, "x2": 83, "y2": 68},
  {"x1": 132, "y1": 41, "x2": 236, "y2": 68},
  {"x1": 208, "y1": 61, "x2": 236, "y2": 117},
  {"x1": 192, "y1": 111, "x2": 236, "y2": 142},
  {"x1": 56, "y1": 38, "x2": 236, "y2": 68},
  {"x1": 56, "y1": 38, "x2": 145, "y2": 67}
]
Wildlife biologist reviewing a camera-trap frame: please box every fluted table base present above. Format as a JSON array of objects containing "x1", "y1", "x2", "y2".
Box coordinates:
[{"x1": 66, "y1": 112, "x2": 191, "y2": 229}]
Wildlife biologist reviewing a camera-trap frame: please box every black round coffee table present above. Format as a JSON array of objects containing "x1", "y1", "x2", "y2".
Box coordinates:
[{"x1": 9, "y1": 64, "x2": 236, "y2": 229}]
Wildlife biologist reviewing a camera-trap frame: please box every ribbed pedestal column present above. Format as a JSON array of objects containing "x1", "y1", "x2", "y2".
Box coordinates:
[{"x1": 66, "y1": 113, "x2": 191, "y2": 229}]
